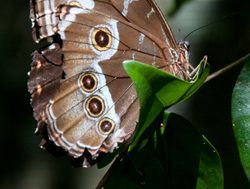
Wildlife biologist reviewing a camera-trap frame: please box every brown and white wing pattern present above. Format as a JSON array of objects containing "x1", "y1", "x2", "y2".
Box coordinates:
[{"x1": 28, "y1": 0, "x2": 191, "y2": 167}]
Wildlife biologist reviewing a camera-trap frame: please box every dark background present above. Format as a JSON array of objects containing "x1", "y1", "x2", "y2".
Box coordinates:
[{"x1": 0, "y1": 0, "x2": 249, "y2": 188}]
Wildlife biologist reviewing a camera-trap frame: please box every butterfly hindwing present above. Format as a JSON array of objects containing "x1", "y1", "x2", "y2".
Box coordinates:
[{"x1": 28, "y1": 0, "x2": 191, "y2": 167}]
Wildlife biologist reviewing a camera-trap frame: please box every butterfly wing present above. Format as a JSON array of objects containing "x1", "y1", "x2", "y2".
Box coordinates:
[
  {"x1": 29, "y1": 0, "x2": 188, "y2": 167},
  {"x1": 31, "y1": 0, "x2": 176, "y2": 46}
]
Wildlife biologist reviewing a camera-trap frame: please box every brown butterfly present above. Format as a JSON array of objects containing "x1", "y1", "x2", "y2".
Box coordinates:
[{"x1": 28, "y1": 0, "x2": 193, "y2": 167}]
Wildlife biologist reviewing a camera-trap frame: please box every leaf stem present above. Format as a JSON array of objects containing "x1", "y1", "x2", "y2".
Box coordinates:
[{"x1": 205, "y1": 53, "x2": 250, "y2": 82}]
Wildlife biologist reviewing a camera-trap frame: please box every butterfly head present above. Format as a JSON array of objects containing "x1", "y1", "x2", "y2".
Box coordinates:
[{"x1": 178, "y1": 41, "x2": 190, "y2": 52}]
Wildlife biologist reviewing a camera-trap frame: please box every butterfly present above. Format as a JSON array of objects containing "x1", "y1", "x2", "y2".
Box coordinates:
[{"x1": 28, "y1": 0, "x2": 192, "y2": 167}]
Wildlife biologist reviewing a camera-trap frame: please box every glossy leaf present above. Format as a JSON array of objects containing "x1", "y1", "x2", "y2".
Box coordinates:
[
  {"x1": 123, "y1": 57, "x2": 209, "y2": 150},
  {"x1": 232, "y1": 55, "x2": 250, "y2": 181},
  {"x1": 195, "y1": 137, "x2": 224, "y2": 189},
  {"x1": 157, "y1": 58, "x2": 209, "y2": 106},
  {"x1": 102, "y1": 112, "x2": 223, "y2": 189},
  {"x1": 161, "y1": 112, "x2": 223, "y2": 189}
]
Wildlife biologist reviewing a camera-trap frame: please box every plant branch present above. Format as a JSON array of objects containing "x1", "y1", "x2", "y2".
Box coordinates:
[
  {"x1": 205, "y1": 53, "x2": 250, "y2": 82},
  {"x1": 96, "y1": 151, "x2": 126, "y2": 189}
]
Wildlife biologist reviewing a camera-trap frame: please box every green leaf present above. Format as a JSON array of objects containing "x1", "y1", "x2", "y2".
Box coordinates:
[
  {"x1": 160, "y1": 112, "x2": 223, "y2": 189},
  {"x1": 232, "y1": 55, "x2": 250, "y2": 181},
  {"x1": 196, "y1": 137, "x2": 224, "y2": 189},
  {"x1": 151, "y1": 112, "x2": 202, "y2": 188},
  {"x1": 123, "y1": 57, "x2": 209, "y2": 151},
  {"x1": 102, "y1": 112, "x2": 223, "y2": 189},
  {"x1": 156, "y1": 58, "x2": 209, "y2": 106},
  {"x1": 102, "y1": 149, "x2": 166, "y2": 189}
]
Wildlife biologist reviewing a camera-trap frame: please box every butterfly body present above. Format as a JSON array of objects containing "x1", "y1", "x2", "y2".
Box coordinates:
[{"x1": 28, "y1": 0, "x2": 191, "y2": 167}]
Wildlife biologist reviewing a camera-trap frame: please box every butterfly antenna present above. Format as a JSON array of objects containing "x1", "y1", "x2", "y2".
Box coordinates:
[{"x1": 184, "y1": 12, "x2": 241, "y2": 41}]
